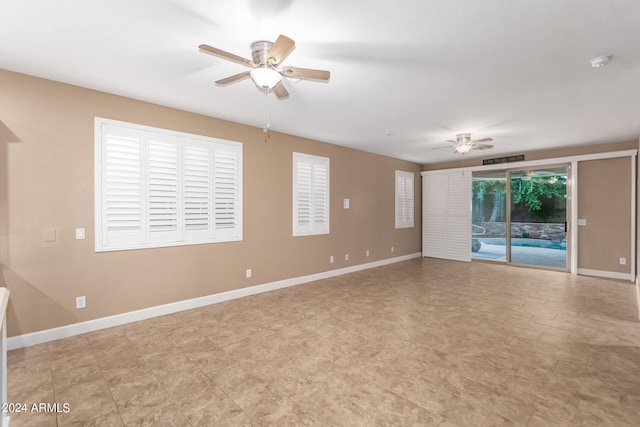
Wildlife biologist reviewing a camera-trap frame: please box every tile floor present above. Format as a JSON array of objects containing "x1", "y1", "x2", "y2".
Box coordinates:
[{"x1": 7, "y1": 258, "x2": 640, "y2": 426}]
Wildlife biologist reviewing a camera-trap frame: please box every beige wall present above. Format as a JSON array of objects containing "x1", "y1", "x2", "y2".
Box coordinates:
[
  {"x1": 578, "y1": 158, "x2": 632, "y2": 274},
  {"x1": 0, "y1": 69, "x2": 422, "y2": 337}
]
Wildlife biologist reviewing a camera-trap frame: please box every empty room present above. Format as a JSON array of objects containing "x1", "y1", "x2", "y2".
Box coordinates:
[{"x1": 1, "y1": 1, "x2": 639, "y2": 426}]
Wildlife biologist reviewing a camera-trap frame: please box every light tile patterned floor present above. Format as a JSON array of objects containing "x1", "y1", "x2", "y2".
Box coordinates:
[{"x1": 7, "y1": 258, "x2": 640, "y2": 426}]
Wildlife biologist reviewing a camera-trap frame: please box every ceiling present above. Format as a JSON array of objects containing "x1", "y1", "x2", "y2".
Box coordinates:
[{"x1": 2, "y1": 0, "x2": 639, "y2": 164}]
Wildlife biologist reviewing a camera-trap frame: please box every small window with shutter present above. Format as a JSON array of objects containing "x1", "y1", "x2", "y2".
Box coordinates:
[
  {"x1": 395, "y1": 170, "x2": 414, "y2": 229},
  {"x1": 293, "y1": 152, "x2": 330, "y2": 236},
  {"x1": 95, "y1": 117, "x2": 242, "y2": 252}
]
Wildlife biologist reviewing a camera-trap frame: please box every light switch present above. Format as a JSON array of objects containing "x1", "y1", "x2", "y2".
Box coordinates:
[
  {"x1": 75, "y1": 228, "x2": 85, "y2": 240},
  {"x1": 578, "y1": 219, "x2": 587, "y2": 226},
  {"x1": 343, "y1": 198, "x2": 350, "y2": 209}
]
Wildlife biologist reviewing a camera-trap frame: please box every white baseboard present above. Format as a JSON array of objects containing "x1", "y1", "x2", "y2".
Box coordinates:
[
  {"x1": 8, "y1": 253, "x2": 421, "y2": 350},
  {"x1": 577, "y1": 268, "x2": 634, "y2": 282}
]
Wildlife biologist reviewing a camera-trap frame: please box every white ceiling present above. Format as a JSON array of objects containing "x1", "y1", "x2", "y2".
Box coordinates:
[{"x1": 2, "y1": 0, "x2": 639, "y2": 164}]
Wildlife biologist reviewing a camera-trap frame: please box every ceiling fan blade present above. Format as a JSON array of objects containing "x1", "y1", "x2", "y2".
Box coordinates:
[
  {"x1": 432, "y1": 143, "x2": 456, "y2": 150},
  {"x1": 199, "y1": 44, "x2": 255, "y2": 67},
  {"x1": 474, "y1": 143, "x2": 494, "y2": 150},
  {"x1": 474, "y1": 138, "x2": 494, "y2": 143},
  {"x1": 272, "y1": 81, "x2": 289, "y2": 99},
  {"x1": 267, "y1": 35, "x2": 296, "y2": 65},
  {"x1": 281, "y1": 66, "x2": 330, "y2": 81},
  {"x1": 215, "y1": 71, "x2": 251, "y2": 86}
]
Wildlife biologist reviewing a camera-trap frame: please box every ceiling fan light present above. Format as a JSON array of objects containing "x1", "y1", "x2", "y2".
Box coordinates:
[
  {"x1": 455, "y1": 144, "x2": 472, "y2": 154},
  {"x1": 250, "y1": 67, "x2": 281, "y2": 89}
]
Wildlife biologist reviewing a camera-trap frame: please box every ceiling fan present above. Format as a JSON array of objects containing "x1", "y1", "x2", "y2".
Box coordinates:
[
  {"x1": 199, "y1": 35, "x2": 330, "y2": 99},
  {"x1": 446, "y1": 133, "x2": 494, "y2": 154}
]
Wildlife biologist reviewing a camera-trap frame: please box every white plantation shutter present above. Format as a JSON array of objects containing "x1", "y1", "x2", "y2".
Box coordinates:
[
  {"x1": 101, "y1": 125, "x2": 144, "y2": 247},
  {"x1": 422, "y1": 173, "x2": 447, "y2": 257},
  {"x1": 213, "y1": 145, "x2": 240, "y2": 236},
  {"x1": 296, "y1": 161, "x2": 312, "y2": 227},
  {"x1": 293, "y1": 152, "x2": 329, "y2": 236},
  {"x1": 422, "y1": 170, "x2": 471, "y2": 262},
  {"x1": 95, "y1": 118, "x2": 242, "y2": 251},
  {"x1": 148, "y1": 136, "x2": 179, "y2": 243},
  {"x1": 395, "y1": 170, "x2": 414, "y2": 228},
  {"x1": 183, "y1": 144, "x2": 211, "y2": 240},
  {"x1": 446, "y1": 173, "x2": 471, "y2": 260},
  {"x1": 313, "y1": 163, "x2": 328, "y2": 227}
]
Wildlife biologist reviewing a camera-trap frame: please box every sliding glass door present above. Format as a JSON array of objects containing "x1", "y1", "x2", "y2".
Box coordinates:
[
  {"x1": 509, "y1": 166, "x2": 568, "y2": 269},
  {"x1": 472, "y1": 165, "x2": 569, "y2": 270},
  {"x1": 472, "y1": 171, "x2": 507, "y2": 261}
]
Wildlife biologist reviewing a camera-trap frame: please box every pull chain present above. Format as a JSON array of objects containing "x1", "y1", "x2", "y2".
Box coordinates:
[
  {"x1": 263, "y1": 87, "x2": 270, "y2": 133},
  {"x1": 263, "y1": 87, "x2": 271, "y2": 142}
]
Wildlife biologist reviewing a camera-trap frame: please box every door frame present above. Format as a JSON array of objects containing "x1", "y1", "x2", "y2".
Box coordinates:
[{"x1": 470, "y1": 163, "x2": 570, "y2": 271}]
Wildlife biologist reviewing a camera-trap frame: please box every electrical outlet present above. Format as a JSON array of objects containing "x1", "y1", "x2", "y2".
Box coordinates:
[
  {"x1": 345, "y1": 254, "x2": 349, "y2": 261},
  {"x1": 391, "y1": 246, "x2": 395, "y2": 253},
  {"x1": 366, "y1": 249, "x2": 370, "y2": 257},
  {"x1": 620, "y1": 258, "x2": 626, "y2": 265},
  {"x1": 246, "y1": 268, "x2": 252, "y2": 278},
  {"x1": 76, "y1": 296, "x2": 86, "y2": 309},
  {"x1": 330, "y1": 256, "x2": 334, "y2": 263}
]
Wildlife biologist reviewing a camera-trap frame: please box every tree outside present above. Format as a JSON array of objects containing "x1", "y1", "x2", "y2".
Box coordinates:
[{"x1": 473, "y1": 172, "x2": 567, "y2": 224}]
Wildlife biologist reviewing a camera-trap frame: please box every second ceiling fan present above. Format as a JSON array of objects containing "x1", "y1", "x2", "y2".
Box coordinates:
[
  {"x1": 199, "y1": 35, "x2": 330, "y2": 99},
  {"x1": 448, "y1": 133, "x2": 494, "y2": 154}
]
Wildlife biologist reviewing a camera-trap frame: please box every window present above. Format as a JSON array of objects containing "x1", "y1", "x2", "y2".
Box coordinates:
[
  {"x1": 395, "y1": 170, "x2": 414, "y2": 228},
  {"x1": 293, "y1": 152, "x2": 329, "y2": 236},
  {"x1": 95, "y1": 117, "x2": 242, "y2": 252}
]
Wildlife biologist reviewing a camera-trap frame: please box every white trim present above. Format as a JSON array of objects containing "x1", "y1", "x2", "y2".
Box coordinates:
[
  {"x1": 578, "y1": 268, "x2": 634, "y2": 282},
  {"x1": 421, "y1": 149, "x2": 638, "y2": 176},
  {"x1": 0, "y1": 288, "x2": 9, "y2": 427},
  {"x1": 570, "y1": 161, "x2": 578, "y2": 275},
  {"x1": 7, "y1": 253, "x2": 421, "y2": 350},
  {"x1": 630, "y1": 155, "x2": 636, "y2": 280},
  {"x1": 636, "y1": 276, "x2": 640, "y2": 321}
]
